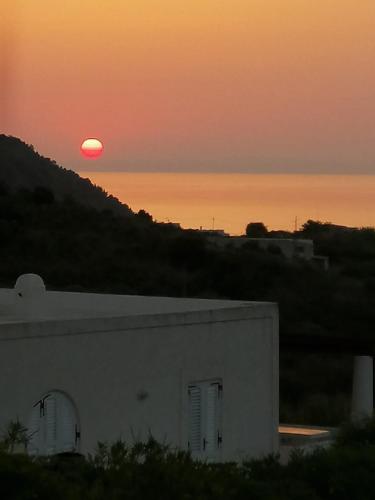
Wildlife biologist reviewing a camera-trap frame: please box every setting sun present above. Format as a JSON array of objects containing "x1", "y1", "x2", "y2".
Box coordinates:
[{"x1": 80, "y1": 138, "x2": 103, "y2": 159}]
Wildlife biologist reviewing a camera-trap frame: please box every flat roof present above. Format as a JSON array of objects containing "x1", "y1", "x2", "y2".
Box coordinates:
[
  {"x1": 279, "y1": 424, "x2": 334, "y2": 446},
  {"x1": 279, "y1": 425, "x2": 330, "y2": 437},
  {"x1": 0, "y1": 288, "x2": 277, "y2": 329}
]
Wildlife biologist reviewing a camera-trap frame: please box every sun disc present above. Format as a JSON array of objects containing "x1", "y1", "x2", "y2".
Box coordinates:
[{"x1": 81, "y1": 138, "x2": 103, "y2": 158}]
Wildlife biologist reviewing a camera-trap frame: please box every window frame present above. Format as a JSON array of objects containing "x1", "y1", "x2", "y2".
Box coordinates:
[{"x1": 187, "y1": 379, "x2": 223, "y2": 459}]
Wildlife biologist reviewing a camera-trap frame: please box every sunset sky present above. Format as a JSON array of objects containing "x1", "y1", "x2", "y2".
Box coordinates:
[{"x1": 2, "y1": 1, "x2": 375, "y2": 173}]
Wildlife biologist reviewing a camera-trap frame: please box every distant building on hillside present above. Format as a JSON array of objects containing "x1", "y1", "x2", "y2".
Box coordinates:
[
  {"x1": 198, "y1": 228, "x2": 229, "y2": 237},
  {"x1": 0, "y1": 274, "x2": 279, "y2": 462},
  {"x1": 208, "y1": 236, "x2": 329, "y2": 269}
]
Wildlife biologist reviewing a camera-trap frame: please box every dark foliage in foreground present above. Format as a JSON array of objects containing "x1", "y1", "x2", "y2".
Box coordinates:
[{"x1": 2, "y1": 417, "x2": 375, "y2": 500}]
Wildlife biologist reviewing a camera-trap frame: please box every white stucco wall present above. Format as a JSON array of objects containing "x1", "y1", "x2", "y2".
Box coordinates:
[{"x1": 0, "y1": 292, "x2": 278, "y2": 462}]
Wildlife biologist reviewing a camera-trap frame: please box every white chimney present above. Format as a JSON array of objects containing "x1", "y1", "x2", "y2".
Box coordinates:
[{"x1": 13, "y1": 274, "x2": 46, "y2": 318}]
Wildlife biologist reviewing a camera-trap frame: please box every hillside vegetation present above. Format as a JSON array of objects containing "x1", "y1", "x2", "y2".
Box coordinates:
[{"x1": 0, "y1": 135, "x2": 132, "y2": 215}]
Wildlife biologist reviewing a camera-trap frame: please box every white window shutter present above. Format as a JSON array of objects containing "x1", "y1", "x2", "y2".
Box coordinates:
[
  {"x1": 188, "y1": 380, "x2": 223, "y2": 458},
  {"x1": 45, "y1": 395, "x2": 57, "y2": 455},
  {"x1": 205, "y1": 383, "x2": 219, "y2": 455},
  {"x1": 188, "y1": 385, "x2": 202, "y2": 452},
  {"x1": 27, "y1": 391, "x2": 79, "y2": 456},
  {"x1": 60, "y1": 395, "x2": 76, "y2": 452}
]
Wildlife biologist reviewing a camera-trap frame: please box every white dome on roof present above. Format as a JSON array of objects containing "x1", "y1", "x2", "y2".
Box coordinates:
[{"x1": 14, "y1": 274, "x2": 46, "y2": 299}]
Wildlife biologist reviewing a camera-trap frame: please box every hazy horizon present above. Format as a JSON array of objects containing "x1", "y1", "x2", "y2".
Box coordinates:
[
  {"x1": 81, "y1": 171, "x2": 375, "y2": 234},
  {"x1": 77, "y1": 167, "x2": 375, "y2": 175}
]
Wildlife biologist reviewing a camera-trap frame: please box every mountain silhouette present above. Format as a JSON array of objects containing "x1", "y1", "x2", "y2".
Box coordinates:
[{"x1": 0, "y1": 135, "x2": 132, "y2": 215}]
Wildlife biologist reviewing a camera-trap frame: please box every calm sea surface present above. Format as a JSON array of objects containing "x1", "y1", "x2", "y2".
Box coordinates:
[{"x1": 81, "y1": 172, "x2": 375, "y2": 235}]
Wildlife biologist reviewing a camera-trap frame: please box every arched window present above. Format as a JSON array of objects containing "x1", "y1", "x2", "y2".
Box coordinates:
[{"x1": 27, "y1": 391, "x2": 80, "y2": 456}]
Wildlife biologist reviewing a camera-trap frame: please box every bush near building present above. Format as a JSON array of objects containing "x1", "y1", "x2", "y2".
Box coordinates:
[{"x1": 2, "y1": 418, "x2": 375, "y2": 500}]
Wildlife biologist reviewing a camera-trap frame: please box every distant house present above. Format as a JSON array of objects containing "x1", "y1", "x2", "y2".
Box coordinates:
[
  {"x1": 248, "y1": 238, "x2": 315, "y2": 260},
  {"x1": 0, "y1": 274, "x2": 279, "y2": 462},
  {"x1": 198, "y1": 228, "x2": 230, "y2": 237},
  {"x1": 208, "y1": 236, "x2": 329, "y2": 269}
]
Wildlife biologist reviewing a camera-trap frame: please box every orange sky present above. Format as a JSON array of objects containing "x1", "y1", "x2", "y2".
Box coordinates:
[
  {"x1": 2, "y1": 1, "x2": 375, "y2": 172},
  {"x1": 84, "y1": 172, "x2": 375, "y2": 233}
]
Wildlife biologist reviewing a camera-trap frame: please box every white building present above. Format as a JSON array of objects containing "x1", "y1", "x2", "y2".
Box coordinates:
[
  {"x1": 0, "y1": 274, "x2": 279, "y2": 462},
  {"x1": 209, "y1": 236, "x2": 329, "y2": 269}
]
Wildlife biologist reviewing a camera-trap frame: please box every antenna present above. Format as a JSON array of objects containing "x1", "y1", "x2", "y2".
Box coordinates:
[
  {"x1": 212, "y1": 217, "x2": 215, "y2": 230},
  {"x1": 294, "y1": 216, "x2": 298, "y2": 232}
]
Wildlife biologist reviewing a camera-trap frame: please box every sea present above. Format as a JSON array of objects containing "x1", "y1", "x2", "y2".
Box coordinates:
[{"x1": 79, "y1": 172, "x2": 375, "y2": 235}]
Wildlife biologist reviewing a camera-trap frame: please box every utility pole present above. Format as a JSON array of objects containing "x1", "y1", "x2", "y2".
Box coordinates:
[
  {"x1": 294, "y1": 216, "x2": 298, "y2": 232},
  {"x1": 212, "y1": 217, "x2": 215, "y2": 230}
]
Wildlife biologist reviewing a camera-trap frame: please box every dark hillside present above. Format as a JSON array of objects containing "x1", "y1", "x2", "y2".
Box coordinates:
[{"x1": 0, "y1": 135, "x2": 132, "y2": 215}]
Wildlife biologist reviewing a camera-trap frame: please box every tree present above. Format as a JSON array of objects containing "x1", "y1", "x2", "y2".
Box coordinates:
[
  {"x1": 1, "y1": 420, "x2": 29, "y2": 453},
  {"x1": 32, "y1": 186, "x2": 55, "y2": 205},
  {"x1": 245, "y1": 222, "x2": 268, "y2": 238},
  {"x1": 137, "y1": 209, "x2": 153, "y2": 222}
]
